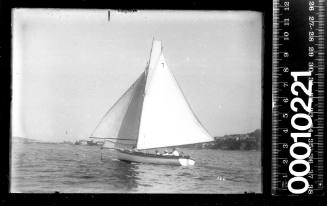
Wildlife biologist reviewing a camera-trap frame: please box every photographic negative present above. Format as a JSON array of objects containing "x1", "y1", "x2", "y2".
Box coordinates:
[{"x1": 11, "y1": 9, "x2": 263, "y2": 193}]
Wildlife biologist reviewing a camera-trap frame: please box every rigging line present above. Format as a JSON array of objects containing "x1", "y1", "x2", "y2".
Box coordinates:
[
  {"x1": 100, "y1": 146, "x2": 103, "y2": 161},
  {"x1": 143, "y1": 38, "x2": 155, "y2": 76},
  {"x1": 90, "y1": 137, "x2": 137, "y2": 141},
  {"x1": 101, "y1": 147, "x2": 116, "y2": 150},
  {"x1": 105, "y1": 139, "x2": 136, "y2": 145},
  {"x1": 135, "y1": 72, "x2": 147, "y2": 148},
  {"x1": 145, "y1": 40, "x2": 162, "y2": 92},
  {"x1": 137, "y1": 140, "x2": 215, "y2": 151}
]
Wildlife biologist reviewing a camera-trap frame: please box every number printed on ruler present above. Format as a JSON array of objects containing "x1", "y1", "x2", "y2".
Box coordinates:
[{"x1": 272, "y1": 0, "x2": 325, "y2": 195}]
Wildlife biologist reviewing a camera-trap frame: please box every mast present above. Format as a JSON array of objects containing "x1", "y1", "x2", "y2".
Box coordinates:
[{"x1": 135, "y1": 38, "x2": 162, "y2": 148}]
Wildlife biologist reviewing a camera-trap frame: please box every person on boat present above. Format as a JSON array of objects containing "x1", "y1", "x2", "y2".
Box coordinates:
[
  {"x1": 131, "y1": 146, "x2": 139, "y2": 152},
  {"x1": 162, "y1": 150, "x2": 170, "y2": 156},
  {"x1": 171, "y1": 148, "x2": 180, "y2": 156}
]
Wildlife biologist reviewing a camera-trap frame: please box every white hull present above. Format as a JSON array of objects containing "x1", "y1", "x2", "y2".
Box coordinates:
[{"x1": 113, "y1": 149, "x2": 195, "y2": 166}]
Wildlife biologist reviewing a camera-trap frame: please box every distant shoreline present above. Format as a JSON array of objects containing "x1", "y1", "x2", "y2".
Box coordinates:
[
  {"x1": 12, "y1": 129, "x2": 261, "y2": 151},
  {"x1": 180, "y1": 129, "x2": 261, "y2": 151}
]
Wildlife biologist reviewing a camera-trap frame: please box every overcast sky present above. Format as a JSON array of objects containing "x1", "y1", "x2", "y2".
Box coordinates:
[{"x1": 12, "y1": 9, "x2": 262, "y2": 142}]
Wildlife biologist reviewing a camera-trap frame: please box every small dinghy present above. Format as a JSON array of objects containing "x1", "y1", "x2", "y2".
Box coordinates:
[{"x1": 90, "y1": 39, "x2": 213, "y2": 166}]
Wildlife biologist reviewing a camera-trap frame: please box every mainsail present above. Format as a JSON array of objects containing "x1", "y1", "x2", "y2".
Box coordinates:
[{"x1": 91, "y1": 40, "x2": 213, "y2": 150}]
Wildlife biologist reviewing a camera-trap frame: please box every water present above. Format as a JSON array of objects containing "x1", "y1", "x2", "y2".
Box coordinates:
[{"x1": 11, "y1": 142, "x2": 262, "y2": 193}]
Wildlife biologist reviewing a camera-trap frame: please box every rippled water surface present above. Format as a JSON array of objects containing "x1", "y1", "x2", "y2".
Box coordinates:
[{"x1": 11, "y1": 142, "x2": 261, "y2": 193}]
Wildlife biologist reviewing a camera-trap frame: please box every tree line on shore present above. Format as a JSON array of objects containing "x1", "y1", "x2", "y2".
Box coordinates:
[
  {"x1": 181, "y1": 129, "x2": 261, "y2": 151},
  {"x1": 13, "y1": 129, "x2": 262, "y2": 151}
]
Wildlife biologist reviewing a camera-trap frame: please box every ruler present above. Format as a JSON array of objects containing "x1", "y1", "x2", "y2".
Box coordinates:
[{"x1": 272, "y1": 0, "x2": 325, "y2": 195}]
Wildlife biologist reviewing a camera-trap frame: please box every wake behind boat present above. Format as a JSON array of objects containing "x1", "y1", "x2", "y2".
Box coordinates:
[{"x1": 90, "y1": 39, "x2": 213, "y2": 166}]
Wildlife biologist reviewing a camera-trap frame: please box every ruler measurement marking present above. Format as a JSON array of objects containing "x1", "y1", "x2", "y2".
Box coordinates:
[{"x1": 272, "y1": 0, "x2": 325, "y2": 195}]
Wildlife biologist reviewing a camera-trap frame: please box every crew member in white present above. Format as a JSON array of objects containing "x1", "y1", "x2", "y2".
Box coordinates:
[{"x1": 171, "y1": 148, "x2": 179, "y2": 156}]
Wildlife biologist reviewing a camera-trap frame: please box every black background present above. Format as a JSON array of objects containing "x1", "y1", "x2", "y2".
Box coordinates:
[{"x1": 0, "y1": 0, "x2": 326, "y2": 205}]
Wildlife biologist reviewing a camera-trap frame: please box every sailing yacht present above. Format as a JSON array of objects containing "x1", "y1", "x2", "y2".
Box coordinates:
[{"x1": 90, "y1": 40, "x2": 213, "y2": 166}]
